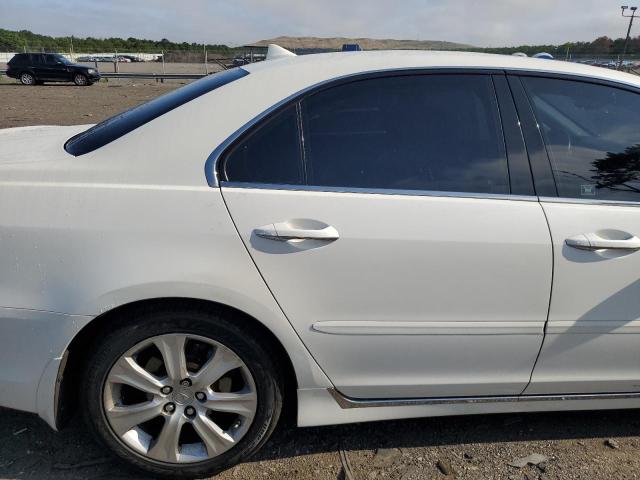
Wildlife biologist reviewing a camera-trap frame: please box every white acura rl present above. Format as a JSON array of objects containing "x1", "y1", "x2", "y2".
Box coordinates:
[{"x1": 2, "y1": 46, "x2": 640, "y2": 478}]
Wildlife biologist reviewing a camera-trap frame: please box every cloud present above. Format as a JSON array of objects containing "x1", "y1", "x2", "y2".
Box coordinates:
[{"x1": 0, "y1": 0, "x2": 631, "y2": 47}]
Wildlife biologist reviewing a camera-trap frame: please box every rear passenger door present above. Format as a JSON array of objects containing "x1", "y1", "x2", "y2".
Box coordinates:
[
  {"x1": 31, "y1": 54, "x2": 59, "y2": 81},
  {"x1": 221, "y1": 72, "x2": 553, "y2": 399},
  {"x1": 511, "y1": 75, "x2": 640, "y2": 394},
  {"x1": 30, "y1": 54, "x2": 50, "y2": 80}
]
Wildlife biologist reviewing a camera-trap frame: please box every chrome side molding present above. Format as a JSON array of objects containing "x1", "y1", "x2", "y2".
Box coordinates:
[
  {"x1": 327, "y1": 388, "x2": 640, "y2": 409},
  {"x1": 539, "y1": 196, "x2": 640, "y2": 207}
]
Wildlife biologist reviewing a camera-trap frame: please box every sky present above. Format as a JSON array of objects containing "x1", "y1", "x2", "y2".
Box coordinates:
[{"x1": 0, "y1": 0, "x2": 635, "y2": 47}]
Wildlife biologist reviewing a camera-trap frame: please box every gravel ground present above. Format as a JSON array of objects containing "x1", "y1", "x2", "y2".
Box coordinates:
[
  {"x1": 2, "y1": 75, "x2": 640, "y2": 480},
  {"x1": 0, "y1": 80, "x2": 185, "y2": 129},
  {"x1": 2, "y1": 407, "x2": 640, "y2": 480}
]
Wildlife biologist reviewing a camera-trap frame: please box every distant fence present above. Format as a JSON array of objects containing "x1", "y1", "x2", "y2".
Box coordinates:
[
  {"x1": 4, "y1": 50, "x2": 640, "y2": 78},
  {"x1": 100, "y1": 72, "x2": 207, "y2": 79},
  {"x1": 0, "y1": 52, "x2": 162, "y2": 63}
]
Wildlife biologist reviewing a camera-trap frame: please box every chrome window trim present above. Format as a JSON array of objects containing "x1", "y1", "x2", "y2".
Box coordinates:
[
  {"x1": 327, "y1": 387, "x2": 640, "y2": 409},
  {"x1": 540, "y1": 196, "x2": 640, "y2": 207},
  {"x1": 507, "y1": 68, "x2": 640, "y2": 94},
  {"x1": 220, "y1": 181, "x2": 539, "y2": 202},
  {"x1": 221, "y1": 183, "x2": 640, "y2": 205}
]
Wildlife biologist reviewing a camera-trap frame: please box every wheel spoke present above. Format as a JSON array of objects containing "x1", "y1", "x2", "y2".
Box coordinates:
[
  {"x1": 148, "y1": 414, "x2": 184, "y2": 463},
  {"x1": 153, "y1": 334, "x2": 189, "y2": 382},
  {"x1": 191, "y1": 345, "x2": 243, "y2": 389},
  {"x1": 203, "y1": 391, "x2": 257, "y2": 417},
  {"x1": 108, "y1": 356, "x2": 165, "y2": 395},
  {"x1": 107, "y1": 399, "x2": 163, "y2": 436},
  {"x1": 192, "y1": 414, "x2": 235, "y2": 456}
]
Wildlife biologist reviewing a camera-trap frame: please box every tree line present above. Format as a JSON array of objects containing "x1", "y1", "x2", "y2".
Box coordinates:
[
  {"x1": 2, "y1": 28, "x2": 640, "y2": 57},
  {"x1": 475, "y1": 36, "x2": 640, "y2": 56},
  {"x1": 0, "y1": 28, "x2": 234, "y2": 55}
]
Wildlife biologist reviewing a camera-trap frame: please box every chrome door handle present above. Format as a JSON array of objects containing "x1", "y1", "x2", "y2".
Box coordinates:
[
  {"x1": 566, "y1": 232, "x2": 640, "y2": 251},
  {"x1": 254, "y1": 222, "x2": 339, "y2": 241}
]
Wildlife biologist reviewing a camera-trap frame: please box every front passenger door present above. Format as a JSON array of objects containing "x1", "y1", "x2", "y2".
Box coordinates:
[
  {"x1": 221, "y1": 72, "x2": 553, "y2": 399},
  {"x1": 514, "y1": 75, "x2": 640, "y2": 395},
  {"x1": 42, "y1": 55, "x2": 69, "y2": 81}
]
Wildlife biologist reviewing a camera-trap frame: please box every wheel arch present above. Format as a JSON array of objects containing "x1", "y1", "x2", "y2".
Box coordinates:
[
  {"x1": 55, "y1": 297, "x2": 298, "y2": 429},
  {"x1": 18, "y1": 69, "x2": 36, "y2": 80},
  {"x1": 73, "y1": 71, "x2": 89, "y2": 84}
]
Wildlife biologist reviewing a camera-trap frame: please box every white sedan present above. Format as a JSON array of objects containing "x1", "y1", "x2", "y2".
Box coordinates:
[{"x1": 2, "y1": 46, "x2": 640, "y2": 478}]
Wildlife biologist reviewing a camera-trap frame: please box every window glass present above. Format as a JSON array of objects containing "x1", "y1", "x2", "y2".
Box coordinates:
[
  {"x1": 44, "y1": 54, "x2": 68, "y2": 65},
  {"x1": 8, "y1": 54, "x2": 26, "y2": 65},
  {"x1": 223, "y1": 105, "x2": 303, "y2": 185},
  {"x1": 523, "y1": 77, "x2": 640, "y2": 201},
  {"x1": 301, "y1": 75, "x2": 509, "y2": 193},
  {"x1": 65, "y1": 67, "x2": 248, "y2": 156}
]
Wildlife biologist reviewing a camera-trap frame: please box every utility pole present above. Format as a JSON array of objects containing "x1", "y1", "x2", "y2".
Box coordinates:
[
  {"x1": 619, "y1": 6, "x2": 638, "y2": 69},
  {"x1": 203, "y1": 43, "x2": 208, "y2": 75}
]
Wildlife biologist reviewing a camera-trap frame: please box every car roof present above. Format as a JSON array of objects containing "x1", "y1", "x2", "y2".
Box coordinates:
[
  {"x1": 12, "y1": 53, "x2": 58, "y2": 58},
  {"x1": 243, "y1": 50, "x2": 640, "y2": 88}
]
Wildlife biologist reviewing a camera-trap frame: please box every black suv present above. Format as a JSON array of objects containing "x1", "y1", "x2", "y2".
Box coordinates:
[{"x1": 6, "y1": 53, "x2": 100, "y2": 86}]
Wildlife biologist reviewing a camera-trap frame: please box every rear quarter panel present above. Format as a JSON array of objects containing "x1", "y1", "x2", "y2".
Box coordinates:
[{"x1": 0, "y1": 148, "x2": 332, "y2": 421}]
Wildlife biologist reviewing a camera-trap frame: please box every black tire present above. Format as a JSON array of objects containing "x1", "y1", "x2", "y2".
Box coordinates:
[
  {"x1": 19, "y1": 71, "x2": 36, "y2": 85},
  {"x1": 81, "y1": 305, "x2": 283, "y2": 479},
  {"x1": 73, "y1": 73, "x2": 89, "y2": 86}
]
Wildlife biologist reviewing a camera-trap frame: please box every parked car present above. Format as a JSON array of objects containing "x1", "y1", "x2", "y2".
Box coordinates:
[
  {"x1": 231, "y1": 54, "x2": 266, "y2": 67},
  {"x1": 119, "y1": 54, "x2": 145, "y2": 62},
  {"x1": 6, "y1": 53, "x2": 100, "y2": 86},
  {"x1": 76, "y1": 55, "x2": 98, "y2": 62},
  {"x1": 3, "y1": 49, "x2": 640, "y2": 478},
  {"x1": 94, "y1": 55, "x2": 131, "y2": 63}
]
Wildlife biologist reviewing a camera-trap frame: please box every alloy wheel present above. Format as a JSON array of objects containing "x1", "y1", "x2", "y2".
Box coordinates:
[
  {"x1": 103, "y1": 333, "x2": 257, "y2": 464},
  {"x1": 20, "y1": 73, "x2": 34, "y2": 85},
  {"x1": 74, "y1": 74, "x2": 87, "y2": 86}
]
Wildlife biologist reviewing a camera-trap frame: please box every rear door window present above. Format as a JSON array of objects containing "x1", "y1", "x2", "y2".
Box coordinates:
[
  {"x1": 223, "y1": 73, "x2": 511, "y2": 195},
  {"x1": 300, "y1": 74, "x2": 509, "y2": 193}
]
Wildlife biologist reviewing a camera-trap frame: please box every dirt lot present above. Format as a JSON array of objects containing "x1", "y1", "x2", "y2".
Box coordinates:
[
  {"x1": 2, "y1": 77, "x2": 640, "y2": 480},
  {"x1": 0, "y1": 80, "x2": 186, "y2": 129}
]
